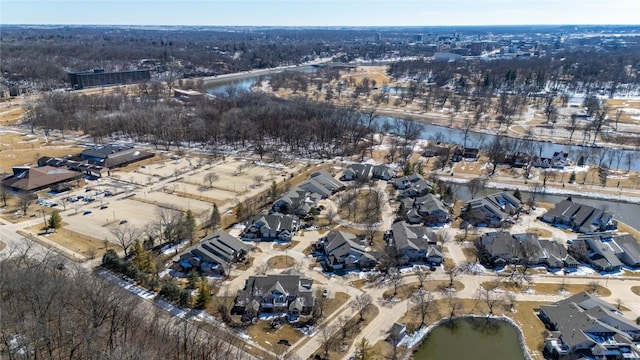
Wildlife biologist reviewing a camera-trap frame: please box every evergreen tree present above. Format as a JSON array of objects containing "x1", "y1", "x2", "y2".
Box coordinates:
[
  {"x1": 194, "y1": 278, "x2": 211, "y2": 309},
  {"x1": 187, "y1": 269, "x2": 200, "y2": 289},
  {"x1": 269, "y1": 180, "x2": 278, "y2": 202},
  {"x1": 569, "y1": 171, "x2": 576, "y2": 183},
  {"x1": 513, "y1": 188, "x2": 522, "y2": 201},
  {"x1": 47, "y1": 210, "x2": 62, "y2": 232},
  {"x1": 181, "y1": 209, "x2": 197, "y2": 244},
  {"x1": 209, "y1": 203, "x2": 221, "y2": 230},
  {"x1": 354, "y1": 337, "x2": 373, "y2": 360}
]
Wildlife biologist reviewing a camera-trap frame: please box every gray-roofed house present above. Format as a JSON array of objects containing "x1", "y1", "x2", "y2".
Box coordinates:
[
  {"x1": 538, "y1": 292, "x2": 640, "y2": 359},
  {"x1": 569, "y1": 233, "x2": 640, "y2": 271},
  {"x1": 342, "y1": 163, "x2": 395, "y2": 181},
  {"x1": 542, "y1": 199, "x2": 617, "y2": 233},
  {"x1": 401, "y1": 194, "x2": 449, "y2": 225},
  {"x1": 173, "y1": 230, "x2": 252, "y2": 276},
  {"x1": 297, "y1": 171, "x2": 344, "y2": 199},
  {"x1": 389, "y1": 222, "x2": 442, "y2": 265},
  {"x1": 234, "y1": 270, "x2": 314, "y2": 320},
  {"x1": 314, "y1": 230, "x2": 377, "y2": 271},
  {"x1": 476, "y1": 231, "x2": 575, "y2": 269},
  {"x1": 461, "y1": 191, "x2": 522, "y2": 227},
  {"x1": 272, "y1": 187, "x2": 316, "y2": 216},
  {"x1": 243, "y1": 214, "x2": 300, "y2": 241}
]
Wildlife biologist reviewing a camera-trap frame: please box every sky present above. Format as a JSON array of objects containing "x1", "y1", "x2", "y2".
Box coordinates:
[{"x1": 2, "y1": 0, "x2": 639, "y2": 27}]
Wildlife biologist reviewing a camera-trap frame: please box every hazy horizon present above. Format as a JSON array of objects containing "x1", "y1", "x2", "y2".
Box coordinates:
[{"x1": 2, "y1": 0, "x2": 639, "y2": 27}]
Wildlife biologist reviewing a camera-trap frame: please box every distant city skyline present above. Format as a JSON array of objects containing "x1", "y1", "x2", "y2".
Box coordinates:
[{"x1": 2, "y1": 0, "x2": 639, "y2": 27}]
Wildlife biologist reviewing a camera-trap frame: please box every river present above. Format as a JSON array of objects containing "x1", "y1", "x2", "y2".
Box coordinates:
[
  {"x1": 413, "y1": 317, "x2": 527, "y2": 360},
  {"x1": 204, "y1": 71, "x2": 640, "y2": 228}
]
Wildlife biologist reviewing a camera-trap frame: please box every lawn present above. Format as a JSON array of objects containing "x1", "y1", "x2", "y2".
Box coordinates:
[
  {"x1": 313, "y1": 304, "x2": 380, "y2": 360},
  {"x1": 481, "y1": 280, "x2": 611, "y2": 297},
  {"x1": 245, "y1": 322, "x2": 304, "y2": 353},
  {"x1": 382, "y1": 280, "x2": 465, "y2": 301},
  {"x1": 337, "y1": 188, "x2": 381, "y2": 224},
  {"x1": 27, "y1": 224, "x2": 107, "y2": 259},
  {"x1": 267, "y1": 255, "x2": 296, "y2": 269},
  {"x1": 631, "y1": 286, "x2": 640, "y2": 296}
]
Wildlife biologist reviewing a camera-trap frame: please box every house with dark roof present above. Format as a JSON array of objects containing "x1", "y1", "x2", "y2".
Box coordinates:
[
  {"x1": 538, "y1": 292, "x2": 640, "y2": 359},
  {"x1": 233, "y1": 270, "x2": 314, "y2": 320},
  {"x1": 173, "y1": 230, "x2": 252, "y2": 276},
  {"x1": 542, "y1": 199, "x2": 617, "y2": 233},
  {"x1": 242, "y1": 214, "x2": 300, "y2": 241},
  {"x1": 314, "y1": 230, "x2": 377, "y2": 272},
  {"x1": 80, "y1": 144, "x2": 154, "y2": 169},
  {"x1": 401, "y1": 193, "x2": 449, "y2": 226},
  {"x1": 461, "y1": 191, "x2": 522, "y2": 227},
  {"x1": 272, "y1": 187, "x2": 318, "y2": 216},
  {"x1": 476, "y1": 231, "x2": 577, "y2": 269},
  {"x1": 1, "y1": 166, "x2": 83, "y2": 193},
  {"x1": 569, "y1": 233, "x2": 640, "y2": 271},
  {"x1": 297, "y1": 171, "x2": 344, "y2": 199},
  {"x1": 342, "y1": 163, "x2": 395, "y2": 181},
  {"x1": 392, "y1": 174, "x2": 433, "y2": 198},
  {"x1": 389, "y1": 222, "x2": 442, "y2": 265},
  {"x1": 451, "y1": 147, "x2": 479, "y2": 162}
]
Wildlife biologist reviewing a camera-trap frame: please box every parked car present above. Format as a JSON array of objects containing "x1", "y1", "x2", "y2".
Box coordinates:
[
  {"x1": 100, "y1": 205, "x2": 108, "y2": 209},
  {"x1": 119, "y1": 219, "x2": 128, "y2": 225},
  {"x1": 83, "y1": 210, "x2": 92, "y2": 215}
]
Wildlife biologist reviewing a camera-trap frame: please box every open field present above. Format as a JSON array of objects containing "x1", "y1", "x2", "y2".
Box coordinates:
[
  {"x1": 245, "y1": 322, "x2": 304, "y2": 354},
  {"x1": 0, "y1": 132, "x2": 83, "y2": 172},
  {"x1": 26, "y1": 223, "x2": 107, "y2": 259},
  {"x1": 135, "y1": 190, "x2": 212, "y2": 214}
]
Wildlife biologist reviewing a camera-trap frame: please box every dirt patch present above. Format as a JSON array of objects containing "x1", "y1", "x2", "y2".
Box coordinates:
[
  {"x1": 267, "y1": 255, "x2": 296, "y2": 269},
  {"x1": 0, "y1": 240, "x2": 6, "y2": 252},
  {"x1": 631, "y1": 286, "x2": 640, "y2": 296},
  {"x1": 274, "y1": 241, "x2": 299, "y2": 251},
  {"x1": 234, "y1": 256, "x2": 254, "y2": 271},
  {"x1": 526, "y1": 227, "x2": 553, "y2": 239}
]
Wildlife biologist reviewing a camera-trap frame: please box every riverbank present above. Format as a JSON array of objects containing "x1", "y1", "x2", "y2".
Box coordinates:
[{"x1": 201, "y1": 57, "x2": 331, "y2": 86}]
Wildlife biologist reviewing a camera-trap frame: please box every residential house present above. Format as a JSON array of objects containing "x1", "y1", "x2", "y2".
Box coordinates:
[
  {"x1": 297, "y1": 171, "x2": 344, "y2": 199},
  {"x1": 389, "y1": 222, "x2": 442, "y2": 265},
  {"x1": 542, "y1": 199, "x2": 617, "y2": 233},
  {"x1": 569, "y1": 233, "x2": 640, "y2": 271},
  {"x1": 342, "y1": 163, "x2": 395, "y2": 181},
  {"x1": 476, "y1": 231, "x2": 577, "y2": 269},
  {"x1": 531, "y1": 151, "x2": 570, "y2": 169},
  {"x1": 173, "y1": 230, "x2": 252, "y2": 276},
  {"x1": 234, "y1": 270, "x2": 314, "y2": 320},
  {"x1": 272, "y1": 187, "x2": 318, "y2": 216},
  {"x1": 461, "y1": 191, "x2": 522, "y2": 227},
  {"x1": 539, "y1": 292, "x2": 640, "y2": 359},
  {"x1": 401, "y1": 193, "x2": 449, "y2": 225},
  {"x1": 243, "y1": 214, "x2": 300, "y2": 241},
  {"x1": 422, "y1": 145, "x2": 450, "y2": 158},
  {"x1": 451, "y1": 147, "x2": 479, "y2": 162},
  {"x1": 314, "y1": 230, "x2": 377, "y2": 272},
  {"x1": 393, "y1": 174, "x2": 433, "y2": 198}
]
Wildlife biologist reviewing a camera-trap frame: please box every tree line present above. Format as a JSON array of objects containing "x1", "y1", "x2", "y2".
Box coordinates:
[
  {"x1": 25, "y1": 90, "x2": 375, "y2": 159},
  {"x1": 0, "y1": 249, "x2": 252, "y2": 360}
]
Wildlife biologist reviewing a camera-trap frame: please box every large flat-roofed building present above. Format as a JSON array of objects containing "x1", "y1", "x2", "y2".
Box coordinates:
[
  {"x1": 80, "y1": 144, "x2": 154, "y2": 169},
  {"x1": 68, "y1": 69, "x2": 151, "y2": 89}
]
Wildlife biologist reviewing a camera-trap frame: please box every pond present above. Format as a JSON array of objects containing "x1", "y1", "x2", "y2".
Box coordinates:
[
  {"x1": 205, "y1": 66, "x2": 318, "y2": 95},
  {"x1": 413, "y1": 317, "x2": 528, "y2": 360}
]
